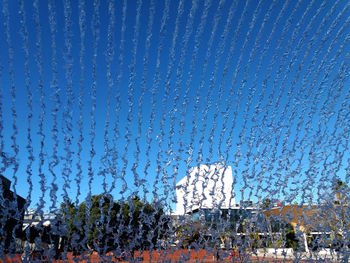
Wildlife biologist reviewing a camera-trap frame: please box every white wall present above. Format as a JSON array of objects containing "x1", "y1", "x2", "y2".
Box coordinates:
[{"x1": 175, "y1": 164, "x2": 235, "y2": 215}]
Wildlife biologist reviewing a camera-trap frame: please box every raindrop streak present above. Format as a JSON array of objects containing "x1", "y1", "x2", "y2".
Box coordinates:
[
  {"x1": 308, "y1": 1, "x2": 350, "y2": 192},
  {"x1": 211, "y1": 0, "x2": 239, "y2": 162},
  {"x1": 0, "y1": 9, "x2": 5, "y2": 258},
  {"x1": 84, "y1": 0, "x2": 100, "y2": 251},
  {"x1": 167, "y1": 2, "x2": 207, "y2": 219},
  {"x1": 232, "y1": 0, "x2": 266, "y2": 196},
  {"x1": 2, "y1": 0, "x2": 18, "y2": 191},
  {"x1": 0, "y1": 64, "x2": 4, "y2": 175},
  {"x1": 135, "y1": 0, "x2": 156, "y2": 198},
  {"x1": 182, "y1": 0, "x2": 213, "y2": 214},
  {"x1": 147, "y1": 0, "x2": 170, "y2": 200},
  {"x1": 268, "y1": 0, "x2": 321, "y2": 154},
  {"x1": 226, "y1": 0, "x2": 266, "y2": 239},
  {"x1": 62, "y1": 0, "x2": 74, "y2": 204},
  {"x1": 256, "y1": 0, "x2": 316, "y2": 197},
  {"x1": 97, "y1": 0, "x2": 115, "y2": 254},
  {"x1": 167, "y1": 0, "x2": 199, "y2": 215},
  {"x1": 245, "y1": 0, "x2": 290, "y2": 202},
  {"x1": 316, "y1": 41, "x2": 350, "y2": 180},
  {"x1": 0, "y1": 0, "x2": 350, "y2": 258},
  {"x1": 216, "y1": 0, "x2": 242, "y2": 212},
  {"x1": 155, "y1": 0, "x2": 184, "y2": 202},
  {"x1": 162, "y1": 0, "x2": 199, "y2": 217},
  {"x1": 110, "y1": 0, "x2": 128, "y2": 252},
  {"x1": 76, "y1": 0, "x2": 86, "y2": 206},
  {"x1": 121, "y1": 0, "x2": 142, "y2": 195},
  {"x1": 219, "y1": 0, "x2": 251, "y2": 162},
  {"x1": 319, "y1": 53, "x2": 350, "y2": 188},
  {"x1": 33, "y1": 0, "x2": 46, "y2": 214},
  {"x1": 48, "y1": 0, "x2": 60, "y2": 214},
  {"x1": 226, "y1": 0, "x2": 253, "y2": 199},
  {"x1": 111, "y1": 0, "x2": 127, "y2": 195},
  {"x1": 88, "y1": 0, "x2": 100, "y2": 195},
  {"x1": 290, "y1": 1, "x2": 350, "y2": 203},
  {"x1": 252, "y1": 0, "x2": 303, "y2": 198},
  {"x1": 19, "y1": 1, "x2": 35, "y2": 256},
  {"x1": 101, "y1": 0, "x2": 115, "y2": 194},
  {"x1": 275, "y1": 1, "x2": 328, "y2": 181},
  {"x1": 120, "y1": 0, "x2": 144, "y2": 253},
  {"x1": 287, "y1": 2, "x2": 349, "y2": 203},
  {"x1": 234, "y1": 0, "x2": 277, "y2": 201},
  {"x1": 197, "y1": 0, "x2": 233, "y2": 214},
  {"x1": 131, "y1": 0, "x2": 156, "y2": 245},
  {"x1": 196, "y1": 0, "x2": 226, "y2": 167},
  {"x1": 179, "y1": 0, "x2": 211, "y2": 164},
  {"x1": 19, "y1": 0, "x2": 34, "y2": 209},
  {"x1": 330, "y1": 74, "x2": 350, "y2": 181},
  {"x1": 2, "y1": 0, "x2": 19, "y2": 254},
  {"x1": 72, "y1": 0, "x2": 88, "y2": 250},
  {"x1": 256, "y1": 0, "x2": 301, "y2": 145}
]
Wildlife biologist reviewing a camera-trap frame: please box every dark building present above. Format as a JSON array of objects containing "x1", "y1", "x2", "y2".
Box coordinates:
[{"x1": 0, "y1": 175, "x2": 26, "y2": 253}]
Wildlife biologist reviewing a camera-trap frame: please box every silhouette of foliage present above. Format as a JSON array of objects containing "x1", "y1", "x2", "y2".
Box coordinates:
[{"x1": 59, "y1": 194, "x2": 169, "y2": 253}]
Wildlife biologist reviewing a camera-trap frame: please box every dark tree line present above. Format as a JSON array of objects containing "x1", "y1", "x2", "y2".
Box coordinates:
[{"x1": 59, "y1": 194, "x2": 170, "y2": 254}]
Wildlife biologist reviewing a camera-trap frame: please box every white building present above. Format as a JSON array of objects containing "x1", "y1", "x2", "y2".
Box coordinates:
[{"x1": 175, "y1": 164, "x2": 236, "y2": 215}]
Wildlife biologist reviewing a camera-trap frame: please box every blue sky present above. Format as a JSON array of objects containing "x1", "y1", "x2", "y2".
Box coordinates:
[{"x1": 0, "y1": 0, "x2": 349, "y2": 212}]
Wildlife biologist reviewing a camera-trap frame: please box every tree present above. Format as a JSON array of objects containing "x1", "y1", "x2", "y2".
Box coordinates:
[
  {"x1": 175, "y1": 221, "x2": 207, "y2": 249},
  {"x1": 261, "y1": 198, "x2": 271, "y2": 210},
  {"x1": 284, "y1": 224, "x2": 299, "y2": 250},
  {"x1": 219, "y1": 230, "x2": 232, "y2": 249},
  {"x1": 332, "y1": 179, "x2": 349, "y2": 204},
  {"x1": 59, "y1": 194, "x2": 169, "y2": 253}
]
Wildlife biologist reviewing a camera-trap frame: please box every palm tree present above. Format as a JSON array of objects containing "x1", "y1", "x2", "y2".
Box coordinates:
[{"x1": 332, "y1": 179, "x2": 348, "y2": 204}]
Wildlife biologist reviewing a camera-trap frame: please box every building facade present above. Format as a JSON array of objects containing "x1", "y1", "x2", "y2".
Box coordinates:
[
  {"x1": 0, "y1": 175, "x2": 26, "y2": 253},
  {"x1": 175, "y1": 164, "x2": 236, "y2": 215}
]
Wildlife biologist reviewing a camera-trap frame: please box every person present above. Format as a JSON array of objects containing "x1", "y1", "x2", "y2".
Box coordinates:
[
  {"x1": 118, "y1": 251, "x2": 127, "y2": 262},
  {"x1": 216, "y1": 250, "x2": 220, "y2": 261},
  {"x1": 228, "y1": 248, "x2": 239, "y2": 262}
]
